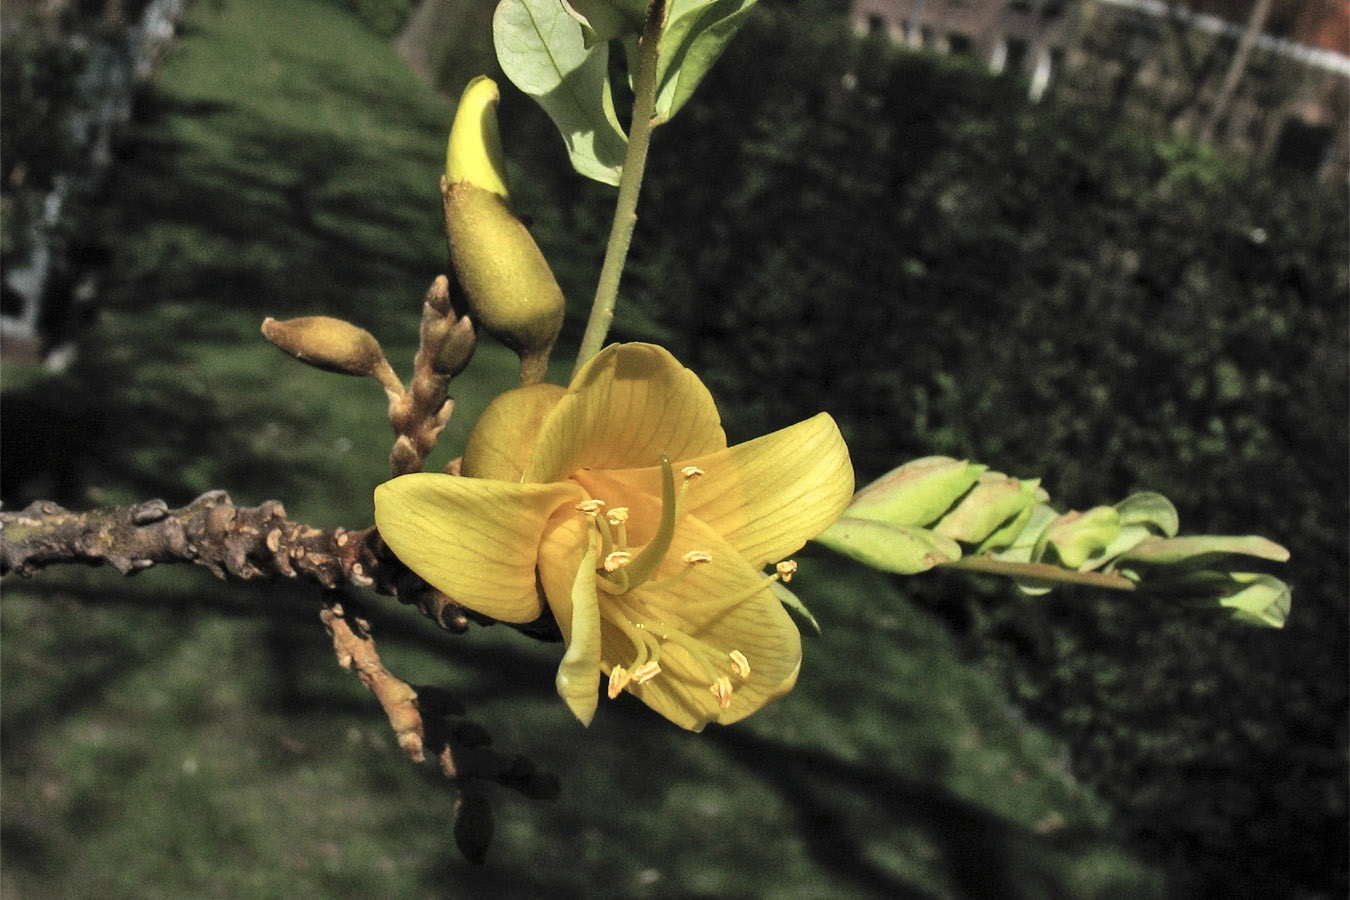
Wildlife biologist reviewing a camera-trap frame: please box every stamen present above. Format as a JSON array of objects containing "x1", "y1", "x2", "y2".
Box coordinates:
[
  {"x1": 710, "y1": 676, "x2": 734, "y2": 709},
  {"x1": 607, "y1": 666, "x2": 631, "y2": 699},
  {"x1": 575, "y1": 499, "x2": 605, "y2": 514},
  {"x1": 604, "y1": 551, "x2": 633, "y2": 572},
  {"x1": 610, "y1": 593, "x2": 723, "y2": 682},
  {"x1": 599, "y1": 604, "x2": 661, "y2": 670},
  {"x1": 729, "y1": 650, "x2": 751, "y2": 679},
  {"x1": 606, "y1": 507, "x2": 629, "y2": 525},
  {"x1": 776, "y1": 560, "x2": 798, "y2": 583},
  {"x1": 630, "y1": 661, "x2": 662, "y2": 684},
  {"x1": 643, "y1": 548, "x2": 714, "y2": 592},
  {"x1": 681, "y1": 466, "x2": 705, "y2": 480}
]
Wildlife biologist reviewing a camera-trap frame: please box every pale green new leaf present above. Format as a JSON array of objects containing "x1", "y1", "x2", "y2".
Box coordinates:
[
  {"x1": 813, "y1": 517, "x2": 961, "y2": 575},
  {"x1": 1219, "y1": 572, "x2": 1292, "y2": 628},
  {"x1": 494, "y1": 0, "x2": 628, "y2": 185},
  {"x1": 1115, "y1": 491, "x2": 1180, "y2": 537},
  {"x1": 654, "y1": 0, "x2": 759, "y2": 120},
  {"x1": 1119, "y1": 534, "x2": 1291, "y2": 569}
]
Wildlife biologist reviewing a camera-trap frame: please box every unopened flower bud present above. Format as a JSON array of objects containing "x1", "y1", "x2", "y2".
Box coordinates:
[
  {"x1": 460, "y1": 383, "x2": 567, "y2": 481},
  {"x1": 431, "y1": 313, "x2": 478, "y2": 378},
  {"x1": 261, "y1": 316, "x2": 387, "y2": 378},
  {"x1": 443, "y1": 78, "x2": 565, "y2": 386},
  {"x1": 443, "y1": 182, "x2": 565, "y2": 385}
]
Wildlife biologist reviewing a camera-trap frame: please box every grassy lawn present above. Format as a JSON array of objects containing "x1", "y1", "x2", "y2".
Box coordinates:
[{"x1": 2, "y1": 1, "x2": 1165, "y2": 897}]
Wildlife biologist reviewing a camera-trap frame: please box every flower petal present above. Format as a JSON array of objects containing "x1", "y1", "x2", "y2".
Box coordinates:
[
  {"x1": 536, "y1": 508, "x2": 593, "y2": 640},
  {"x1": 374, "y1": 473, "x2": 584, "y2": 623},
  {"x1": 525, "y1": 343, "x2": 727, "y2": 482},
  {"x1": 687, "y1": 412, "x2": 854, "y2": 568},
  {"x1": 591, "y1": 413, "x2": 854, "y2": 570},
  {"x1": 554, "y1": 532, "x2": 602, "y2": 726},
  {"x1": 617, "y1": 519, "x2": 803, "y2": 731}
]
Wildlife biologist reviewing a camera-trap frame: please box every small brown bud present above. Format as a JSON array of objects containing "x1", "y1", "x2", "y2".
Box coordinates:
[
  {"x1": 432, "y1": 314, "x2": 477, "y2": 377},
  {"x1": 261, "y1": 316, "x2": 387, "y2": 378}
]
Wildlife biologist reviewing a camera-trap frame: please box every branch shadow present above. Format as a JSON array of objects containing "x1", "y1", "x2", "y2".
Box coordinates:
[{"x1": 710, "y1": 725, "x2": 1120, "y2": 900}]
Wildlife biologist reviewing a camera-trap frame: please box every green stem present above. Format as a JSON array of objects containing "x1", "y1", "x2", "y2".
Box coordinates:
[
  {"x1": 572, "y1": 0, "x2": 668, "y2": 379},
  {"x1": 942, "y1": 556, "x2": 1138, "y2": 591}
]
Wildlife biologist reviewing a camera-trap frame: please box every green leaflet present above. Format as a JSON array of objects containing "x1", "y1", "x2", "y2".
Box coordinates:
[
  {"x1": 494, "y1": 0, "x2": 629, "y2": 186},
  {"x1": 651, "y1": 0, "x2": 759, "y2": 121},
  {"x1": 1148, "y1": 570, "x2": 1292, "y2": 629},
  {"x1": 1118, "y1": 534, "x2": 1291, "y2": 569},
  {"x1": 1218, "y1": 573, "x2": 1292, "y2": 628},
  {"x1": 1114, "y1": 491, "x2": 1180, "y2": 538}
]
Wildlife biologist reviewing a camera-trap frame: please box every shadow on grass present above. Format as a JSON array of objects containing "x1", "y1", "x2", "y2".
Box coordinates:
[{"x1": 712, "y1": 725, "x2": 1120, "y2": 900}]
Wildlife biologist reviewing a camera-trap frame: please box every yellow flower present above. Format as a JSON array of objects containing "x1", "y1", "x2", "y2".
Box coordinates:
[{"x1": 374, "y1": 343, "x2": 854, "y2": 730}]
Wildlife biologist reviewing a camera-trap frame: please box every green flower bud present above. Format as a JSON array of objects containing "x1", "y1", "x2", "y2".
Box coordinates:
[
  {"x1": 460, "y1": 383, "x2": 567, "y2": 481},
  {"x1": 261, "y1": 316, "x2": 387, "y2": 378},
  {"x1": 442, "y1": 78, "x2": 564, "y2": 385},
  {"x1": 443, "y1": 182, "x2": 566, "y2": 386}
]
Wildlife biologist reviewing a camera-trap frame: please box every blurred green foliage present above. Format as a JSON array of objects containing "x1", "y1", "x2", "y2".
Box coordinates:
[
  {"x1": 321, "y1": 0, "x2": 421, "y2": 37},
  {"x1": 509, "y1": 9, "x2": 1343, "y2": 900}
]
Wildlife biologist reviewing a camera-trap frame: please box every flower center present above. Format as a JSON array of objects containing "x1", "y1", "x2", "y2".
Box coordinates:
[{"x1": 573, "y1": 455, "x2": 794, "y2": 715}]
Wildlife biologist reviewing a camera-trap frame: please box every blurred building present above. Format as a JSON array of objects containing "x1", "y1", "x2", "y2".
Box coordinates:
[
  {"x1": 851, "y1": 0, "x2": 1076, "y2": 100},
  {"x1": 849, "y1": 0, "x2": 1350, "y2": 178}
]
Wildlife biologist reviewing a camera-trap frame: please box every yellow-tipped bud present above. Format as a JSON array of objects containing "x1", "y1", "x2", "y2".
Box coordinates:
[
  {"x1": 446, "y1": 76, "x2": 510, "y2": 200},
  {"x1": 261, "y1": 316, "x2": 387, "y2": 378}
]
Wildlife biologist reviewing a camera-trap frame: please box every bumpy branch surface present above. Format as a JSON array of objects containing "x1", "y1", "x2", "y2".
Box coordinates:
[
  {"x1": 0, "y1": 491, "x2": 386, "y2": 589},
  {"x1": 0, "y1": 491, "x2": 565, "y2": 639}
]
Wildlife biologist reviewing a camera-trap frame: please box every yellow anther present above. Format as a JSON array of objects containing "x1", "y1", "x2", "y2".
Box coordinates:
[
  {"x1": 681, "y1": 466, "x2": 705, "y2": 480},
  {"x1": 607, "y1": 666, "x2": 631, "y2": 699},
  {"x1": 606, "y1": 506, "x2": 630, "y2": 525},
  {"x1": 630, "y1": 661, "x2": 662, "y2": 684},
  {"x1": 576, "y1": 499, "x2": 605, "y2": 514},
  {"x1": 729, "y1": 650, "x2": 751, "y2": 679},
  {"x1": 775, "y1": 560, "x2": 798, "y2": 583},
  {"x1": 710, "y1": 675, "x2": 734, "y2": 709},
  {"x1": 604, "y1": 551, "x2": 633, "y2": 572},
  {"x1": 682, "y1": 550, "x2": 713, "y2": 565}
]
